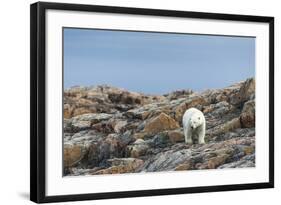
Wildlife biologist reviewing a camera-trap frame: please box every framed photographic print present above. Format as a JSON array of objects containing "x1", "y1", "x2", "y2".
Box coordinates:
[{"x1": 30, "y1": 1, "x2": 274, "y2": 203}]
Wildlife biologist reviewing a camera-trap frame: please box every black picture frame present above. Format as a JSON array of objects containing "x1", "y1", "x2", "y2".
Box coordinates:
[{"x1": 30, "y1": 1, "x2": 274, "y2": 203}]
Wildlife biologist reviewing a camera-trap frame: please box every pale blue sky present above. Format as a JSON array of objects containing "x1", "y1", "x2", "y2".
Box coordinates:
[{"x1": 64, "y1": 28, "x2": 255, "y2": 94}]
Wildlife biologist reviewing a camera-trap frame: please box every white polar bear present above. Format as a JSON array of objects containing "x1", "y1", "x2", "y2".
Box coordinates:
[{"x1": 182, "y1": 107, "x2": 206, "y2": 144}]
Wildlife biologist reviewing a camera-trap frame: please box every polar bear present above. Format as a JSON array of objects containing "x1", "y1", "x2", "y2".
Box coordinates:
[{"x1": 182, "y1": 107, "x2": 206, "y2": 144}]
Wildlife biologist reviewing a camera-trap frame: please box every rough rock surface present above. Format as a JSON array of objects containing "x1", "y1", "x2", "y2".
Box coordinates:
[{"x1": 64, "y1": 78, "x2": 255, "y2": 176}]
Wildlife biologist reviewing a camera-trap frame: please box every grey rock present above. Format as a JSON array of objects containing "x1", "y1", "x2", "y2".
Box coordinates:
[
  {"x1": 218, "y1": 154, "x2": 255, "y2": 169},
  {"x1": 140, "y1": 149, "x2": 192, "y2": 172}
]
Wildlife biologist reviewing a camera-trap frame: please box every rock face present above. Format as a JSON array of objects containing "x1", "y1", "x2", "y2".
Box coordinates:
[
  {"x1": 144, "y1": 113, "x2": 180, "y2": 134},
  {"x1": 64, "y1": 78, "x2": 255, "y2": 176}
]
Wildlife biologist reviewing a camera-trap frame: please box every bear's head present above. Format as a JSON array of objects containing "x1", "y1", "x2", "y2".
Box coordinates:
[{"x1": 190, "y1": 114, "x2": 203, "y2": 130}]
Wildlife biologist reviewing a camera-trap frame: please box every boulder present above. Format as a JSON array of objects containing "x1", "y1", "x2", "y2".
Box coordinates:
[
  {"x1": 174, "y1": 162, "x2": 192, "y2": 171},
  {"x1": 208, "y1": 117, "x2": 241, "y2": 137},
  {"x1": 92, "y1": 158, "x2": 144, "y2": 174},
  {"x1": 113, "y1": 120, "x2": 128, "y2": 133},
  {"x1": 218, "y1": 154, "x2": 255, "y2": 168},
  {"x1": 168, "y1": 130, "x2": 185, "y2": 143},
  {"x1": 229, "y1": 78, "x2": 255, "y2": 105},
  {"x1": 64, "y1": 143, "x2": 88, "y2": 167},
  {"x1": 206, "y1": 154, "x2": 230, "y2": 169},
  {"x1": 70, "y1": 113, "x2": 113, "y2": 132},
  {"x1": 133, "y1": 132, "x2": 147, "y2": 140},
  {"x1": 72, "y1": 107, "x2": 92, "y2": 117},
  {"x1": 149, "y1": 133, "x2": 170, "y2": 148},
  {"x1": 127, "y1": 139, "x2": 149, "y2": 158},
  {"x1": 71, "y1": 120, "x2": 92, "y2": 132},
  {"x1": 144, "y1": 113, "x2": 179, "y2": 135},
  {"x1": 240, "y1": 100, "x2": 255, "y2": 128},
  {"x1": 64, "y1": 104, "x2": 72, "y2": 119},
  {"x1": 72, "y1": 113, "x2": 112, "y2": 123},
  {"x1": 140, "y1": 149, "x2": 192, "y2": 172}
]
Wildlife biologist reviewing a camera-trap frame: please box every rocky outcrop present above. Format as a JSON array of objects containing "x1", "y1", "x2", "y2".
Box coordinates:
[
  {"x1": 144, "y1": 113, "x2": 180, "y2": 135},
  {"x1": 91, "y1": 158, "x2": 144, "y2": 175},
  {"x1": 64, "y1": 78, "x2": 255, "y2": 176},
  {"x1": 240, "y1": 100, "x2": 255, "y2": 128}
]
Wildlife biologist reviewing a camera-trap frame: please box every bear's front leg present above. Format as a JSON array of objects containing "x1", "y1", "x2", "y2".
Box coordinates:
[
  {"x1": 184, "y1": 126, "x2": 193, "y2": 144},
  {"x1": 198, "y1": 124, "x2": 206, "y2": 144}
]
